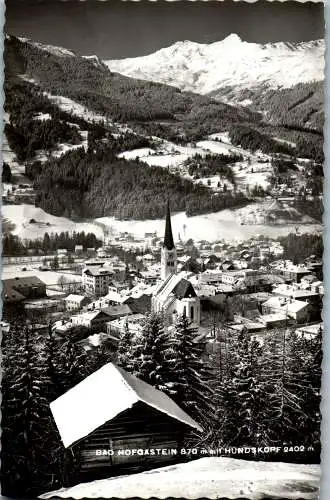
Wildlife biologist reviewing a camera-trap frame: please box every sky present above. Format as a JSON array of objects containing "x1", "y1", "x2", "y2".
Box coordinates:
[{"x1": 5, "y1": 0, "x2": 325, "y2": 59}]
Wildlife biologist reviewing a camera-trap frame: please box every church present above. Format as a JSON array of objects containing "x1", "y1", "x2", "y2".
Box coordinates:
[{"x1": 152, "y1": 202, "x2": 201, "y2": 326}]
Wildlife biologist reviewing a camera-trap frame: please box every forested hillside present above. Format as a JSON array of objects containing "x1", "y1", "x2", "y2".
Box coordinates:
[
  {"x1": 209, "y1": 81, "x2": 324, "y2": 161},
  {"x1": 4, "y1": 35, "x2": 258, "y2": 143},
  {"x1": 26, "y1": 145, "x2": 248, "y2": 219}
]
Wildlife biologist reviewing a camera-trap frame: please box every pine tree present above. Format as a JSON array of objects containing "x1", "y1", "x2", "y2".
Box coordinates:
[
  {"x1": 56, "y1": 337, "x2": 90, "y2": 391},
  {"x1": 168, "y1": 314, "x2": 213, "y2": 425},
  {"x1": 134, "y1": 312, "x2": 172, "y2": 393},
  {"x1": 116, "y1": 320, "x2": 135, "y2": 371},
  {"x1": 213, "y1": 331, "x2": 269, "y2": 448},
  {"x1": 1, "y1": 324, "x2": 55, "y2": 496}
]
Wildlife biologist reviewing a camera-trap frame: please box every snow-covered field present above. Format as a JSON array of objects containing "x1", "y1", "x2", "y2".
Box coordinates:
[
  {"x1": 42, "y1": 92, "x2": 110, "y2": 125},
  {"x1": 2, "y1": 203, "x2": 321, "y2": 245},
  {"x1": 2, "y1": 205, "x2": 105, "y2": 240},
  {"x1": 2, "y1": 265, "x2": 82, "y2": 286},
  {"x1": 97, "y1": 208, "x2": 321, "y2": 243},
  {"x1": 40, "y1": 457, "x2": 320, "y2": 499}
]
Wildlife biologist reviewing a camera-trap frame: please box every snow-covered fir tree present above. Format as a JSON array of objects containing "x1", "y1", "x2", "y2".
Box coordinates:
[
  {"x1": 1, "y1": 323, "x2": 56, "y2": 496},
  {"x1": 134, "y1": 312, "x2": 173, "y2": 393},
  {"x1": 167, "y1": 313, "x2": 213, "y2": 426},
  {"x1": 213, "y1": 330, "x2": 270, "y2": 448},
  {"x1": 116, "y1": 319, "x2": 135, "y2": 371}
]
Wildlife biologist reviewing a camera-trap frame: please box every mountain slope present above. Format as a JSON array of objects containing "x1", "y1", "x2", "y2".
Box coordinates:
[
  {"x1": 4, "y1": 34, "x2": 259, "y2": 143},
  {"x1": 105, "y1": 34, "x2": 324, "y2": 96},
  {"x1": 105, "y1": 35, "x2": 324, "y2": 132}
]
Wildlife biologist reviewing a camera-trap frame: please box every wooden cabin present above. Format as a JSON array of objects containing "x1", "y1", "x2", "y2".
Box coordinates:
[{"x1": 50, "y1": 363, "x2": 202, "y2": 482}]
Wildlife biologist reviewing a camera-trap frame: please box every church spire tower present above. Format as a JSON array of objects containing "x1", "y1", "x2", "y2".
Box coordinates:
[{"x1": 161, "y1": 200, "x2": 177, "y2": 281}]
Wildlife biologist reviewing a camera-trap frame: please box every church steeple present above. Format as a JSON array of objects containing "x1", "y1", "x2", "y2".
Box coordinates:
[
  {"x1": 161, "y1": 200, "x2": 177, "y2": 280},
  {"x1": 163, "y1": 200, "x2": 175, "y2": 250}
]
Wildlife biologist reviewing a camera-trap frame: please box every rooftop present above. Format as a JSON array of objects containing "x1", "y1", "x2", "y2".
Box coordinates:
[{"x1": 50, "y1": 362, "x2": 202, "y2": 448}]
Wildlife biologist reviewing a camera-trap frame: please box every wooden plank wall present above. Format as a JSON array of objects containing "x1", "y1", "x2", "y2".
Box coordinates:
[{"x1": 74, "y1": 402, "x2": 187, "y2": 474}]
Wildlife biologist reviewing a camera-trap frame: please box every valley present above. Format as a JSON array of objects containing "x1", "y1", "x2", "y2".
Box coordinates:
[{"x1": 2, "y1": 34, "x2": 324, "y2": 243}]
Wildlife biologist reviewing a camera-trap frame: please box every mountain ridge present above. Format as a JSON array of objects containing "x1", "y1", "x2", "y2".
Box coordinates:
[{"x1": 105, "y1": 35, "x2": 324, "y2": 96}]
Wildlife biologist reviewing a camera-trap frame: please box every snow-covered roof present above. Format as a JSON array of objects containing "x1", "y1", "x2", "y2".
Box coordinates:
[
  {"x1": 64, "y1": 294, "x2": 86, "y2": 303},
  {"x1": 286, "y1": 300, "x2": 309, "y2": 313},
  {"x1": 261, "y1": 313, "x2": 287, "y2": 323},
  {"x1": 50, "y1": 362, "x2": 202, "y2": 448},
  {"x1": 72, "y1": 310, "x2": 106, "y2": 321}
]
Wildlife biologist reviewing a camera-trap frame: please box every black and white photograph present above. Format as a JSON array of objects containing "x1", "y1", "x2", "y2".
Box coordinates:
[{"x1": 1, "y1": 0, "x2": 325, "y2": 498}]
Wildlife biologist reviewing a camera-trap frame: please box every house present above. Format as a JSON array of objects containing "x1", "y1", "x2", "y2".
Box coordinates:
[
  {"x1": 71, "y1": 310, "x2": 113, "y2": 330},
  {"x1": 50, "y1": 363, "x2": 202, "y2": 481},
  {"x1": 107, "y1": 313, "x2": 146, "y2": 337},
  {"x1": 97, "y1": 247, "x2": 108, "y2": 258},
  {"x1": 57, "y1": 248, "x2": 68, "y2": 256},
  {"x1": 2, "y1": 276, "x2": 47, "y2": 305},
  {"x1": 86, "y1": 247, "x2": 96, "y2": 257},
  {"x1": 82, "y1": 267, "x2": 114, "y2": 296},
  {"x1": 64, "y1": 294, "x2": 91, "y2": 311},
  {"x1": 262, "y1": 296, "x2": 313, "y2": 324},
  {"x1": 221, "y1": 271, "x2": 245, "y2": 286},
  {"x1": 272, "y1": 285, "x2": 319, "y2": 303},
  {"x1": 101, "y1": 304, "x2": 133, "y2": 321},
  {"x1": 76, "y1": 332, "x2": 114, "y2": 352},
  {"x1": 74, "y1": 245, "x2": 84, "y2": 255},
  {"x1": 295, "y1": 323, "x2": 323, "y2": 340},
  {"x1": 282, "y1": 265, "x2": 312, "y2": 283},
  {"x1": 259, "y1": 313, "x2": 288, "y2": 329}
]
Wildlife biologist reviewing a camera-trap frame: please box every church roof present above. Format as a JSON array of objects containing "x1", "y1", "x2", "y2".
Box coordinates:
[
  {"x1": 172, "y1": 279, "x2": 197, "y2": 299},
  {"x1": 154, "y1": 273, "x2": 197, "y2": 303},
  {"x1": 163, "y1": 200, "x2": 175, "y2": 250}
]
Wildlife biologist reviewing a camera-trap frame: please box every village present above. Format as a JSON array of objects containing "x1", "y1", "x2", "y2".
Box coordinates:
[{"x1": 2, "y1": 202, "x2": 323, "y2": 347}]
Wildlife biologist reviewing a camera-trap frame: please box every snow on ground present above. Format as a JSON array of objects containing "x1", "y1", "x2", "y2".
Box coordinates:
[
  {"x1": 52, "y1": 131, "x2": 88, "y2": 158},
  {"x1": 233, "y1": 164, "x2": 272, "y2": 190},
  {"x1": 2, "y1": 266, "x2": 82, "y2": 286},
  {"x1": 196, "y1": 140, "x2": 232, "y2": 156},
  {"x1": 28, "y1": 40, "x2": 75, "y2": 58},
  {"x1": 105, "y1": 35, "x2": 324, "y2": 95},
  {"x1": 2, "y1": 204, "x2": 105, "y2": 240},
  {"x1": 208, "y1": 132, "x2": 231, "y2": 143},
  {"x1": 40, "y1": 457, "x2": 320, "y2": 499},
  {"x1": 118, "y1": 148, "x2": 157, "y2": 160},
  {"x1": 43, "y1": 92, "x2": 109, "y2": 125},
  {"x1": 33, "y1": 113, "x2": 52, "y2": 121},
  {"x1": 118, "y1": 142, "x2": 208, "y2": 169},
  {"x1": 2, "y1": 202, "x2": 321, "y2": 246},
  {"x1": 97, "y1": 208, "x2": 321, "y2": 243},
  {"x1": 274, "y1": 137, "x2": 297, "y2": 148}
]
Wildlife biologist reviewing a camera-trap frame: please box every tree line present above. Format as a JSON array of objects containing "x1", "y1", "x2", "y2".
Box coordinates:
[
  {"x1": 2, "y1": 231, "x2": 103, "y2": 256},
  {"x1": 278, "y1": 232, "x2": 323, "y2": 263}
]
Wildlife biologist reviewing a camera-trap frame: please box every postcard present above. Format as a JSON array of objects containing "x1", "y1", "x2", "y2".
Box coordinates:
[{"x1": 1, "y1": 1, "x2": 325, "y2": 498}]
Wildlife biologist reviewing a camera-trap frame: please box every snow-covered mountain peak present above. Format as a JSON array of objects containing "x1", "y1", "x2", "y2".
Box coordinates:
[
  {"x1": 221, "y1": 33, "x2": 243, "y2": 45},
  {"x1": 105, "y1": 35, "x2": 324, "y2": 96}
]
